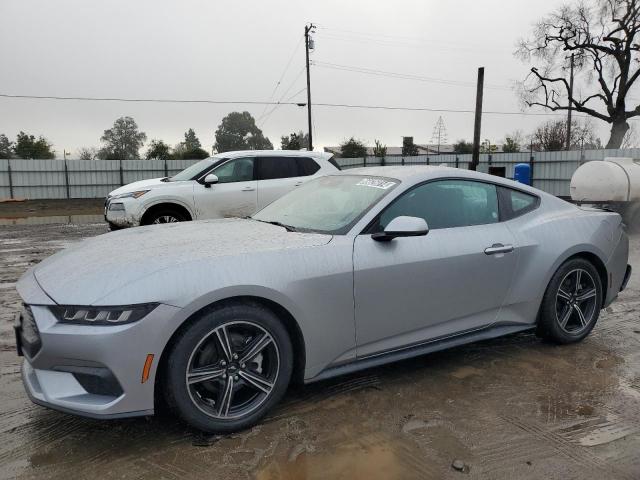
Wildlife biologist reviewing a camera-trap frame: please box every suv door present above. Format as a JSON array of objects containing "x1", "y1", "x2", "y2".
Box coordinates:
[
  {"x1": 256, "y1": 156, "x2": 320, "y2": 209},
  {"x1": 192, "y1": 157, "x2": 257, "y2": 219},
  {"x1": 353, "y1": 179, "x2": 519, "y2": 357}
]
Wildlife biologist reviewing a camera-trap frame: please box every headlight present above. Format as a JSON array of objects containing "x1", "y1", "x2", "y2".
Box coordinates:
[
  {"x1": 50, "y1": 304, "x2": 159, "y2": 325},
  {"x1": 113, "y1": 190, "x2": 149, "y2": 199}
]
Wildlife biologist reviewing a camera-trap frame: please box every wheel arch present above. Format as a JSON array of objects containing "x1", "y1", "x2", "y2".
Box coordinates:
[
  {"x1": 140, "y1": 201, "x2": 194, "y2": 225},
  {"x1": 547, "y1": 246, "x2": 609, "y2": 306},
  {"x1": 154, "y1": 294, "x2": 307, "y2": 409}
]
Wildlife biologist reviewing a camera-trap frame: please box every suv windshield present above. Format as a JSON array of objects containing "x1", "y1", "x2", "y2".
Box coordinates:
[
  {"x1": 252, "y1": 175, "x2": 398, "y2": 234},
  {"x1": 169, "y1": 158, "x2": 217, "y2": 182}
]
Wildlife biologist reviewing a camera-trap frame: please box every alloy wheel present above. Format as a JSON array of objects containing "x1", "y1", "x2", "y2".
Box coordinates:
[
  {"x1": 153, "y1": 215, "x2": 179, "y2": 224},
  {"x1": 555, "y1": 268, "x2": 598, "y2": 334},
  {"x1": 185, "y1": 321, "x2": 280, "y2": 420}
]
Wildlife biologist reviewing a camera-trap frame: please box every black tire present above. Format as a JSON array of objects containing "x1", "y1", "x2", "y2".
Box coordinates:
[
  {"x1": 537, "y1": 258, "x2": 603, "y2": 344},
  {"x1": 143, "y1": 208, "x2": 188, "y2": 225},
  {"x1": 164, "y1": 302, "x2": 293, "y2": 433},
  {"x1": 108, "y1": 222, "x2": 124, "y2": 231}
]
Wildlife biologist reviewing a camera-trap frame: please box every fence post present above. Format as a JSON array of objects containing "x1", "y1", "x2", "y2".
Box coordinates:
[
  {"x1": 119, "y1": 159, "x2": 124, "y2": 186},
  {"x1": 529, "y1": 153, "x2": 535, "y2": 187},
  {"x1": 7, "y1": 159, "x2": 14, "y2": 199},
  {"x1": 401, "y1": 156, "x2": 405, "y2": 165},
  {"x1": 426, "y1": 156, "x2": 430, "y2": 165},
  {"x1": 64, "y1": 159, "x2": 70, "y2": 199},
  {"x1": 164, "y1": 159, "x2": 169, "y2": 177},
  {"x1": 488, "y1": 153, "x2": 492, "y2": 165},
  {"x1": 455, "y1": 156, "x2": 459, "y2": 168},
  {"x1": 363, "y1": 156, "x2": 367, "y2": 167}
]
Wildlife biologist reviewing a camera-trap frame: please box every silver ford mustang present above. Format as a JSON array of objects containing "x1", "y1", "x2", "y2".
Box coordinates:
[{"x1": 15, "y1": 166, "x2": 631, "y2": 432}]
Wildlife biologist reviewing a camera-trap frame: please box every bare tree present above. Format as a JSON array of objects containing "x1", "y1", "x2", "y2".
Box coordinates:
[
  {"x1": 77, "y1": 147, "x2": 98, "y2": 160},
  {"x1": 517, "y1": 0, "x2": 640, "y2": 148},
  {"x1": 531, "y1": 119, "x2": 602, "y2": 150},
  {"x1": 621, "y1": 123, "x2": 640, "y2": 146}
]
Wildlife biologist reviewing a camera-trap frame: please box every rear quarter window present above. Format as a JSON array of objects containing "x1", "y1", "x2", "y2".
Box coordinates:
[{"x1": 499, "y1": 187, "x2": 540, "y2": 220}]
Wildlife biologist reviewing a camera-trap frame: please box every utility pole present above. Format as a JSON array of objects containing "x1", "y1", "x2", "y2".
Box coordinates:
[
  {"x1": 305, "y1": 23, "x2": 315, "y2": 151},
  {"x1": 470, "y1": 67, "x2": 484, "y2": 171},
  {"x1": 566, "y1": 53, "x2": 575, "y2": 150}
]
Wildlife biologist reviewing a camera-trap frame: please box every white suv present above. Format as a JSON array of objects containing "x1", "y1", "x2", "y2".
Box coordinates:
[{"x1": 105, "y1": 150, "x2": 340, "y2": 229}]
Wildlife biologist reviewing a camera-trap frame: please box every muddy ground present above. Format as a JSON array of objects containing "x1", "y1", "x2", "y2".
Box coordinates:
[{"x1": 0, "y1": 217, "x2": 638, "y2": 480}]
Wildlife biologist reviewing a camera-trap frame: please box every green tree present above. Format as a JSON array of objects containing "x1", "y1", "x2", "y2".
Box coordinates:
[
  {"x1": 13, "y1": 131, "x2": 55, "y2": 159},
  {"x1": 453, "y1": 139, "x2": 473, "y2": 154},
  {"x1": 340, "y1": 137, "x2": 367, "y2": 158},
  {"x1": 99, "y1": 116, "x2": 147, "y2": 159},
  {"x1": 183, "y1": 128, "x2": 201, "y2": 150},
  {"x1": 177, "y1": 129, "x2": 209, "y2": 159},
  {"x1": 281, "y1": 131, "x2": 309, "y2": 150},
  {"x1": 373, "y1": 139, "x2": 387, "y2": 165},
  {"x1": 146, "y1": 139, "x2": 172, "y2": 160},
  {"x1": 502, "y1": 137, "x2": 520, "y2": 153},
  {"x1": 402, "y1": 136, "x2": 419, "y2": 156},
  {"x1": 0, "y1": 134, "x2": 13, "y2": 158},
  {"x1": 214, "y1": 111, "x2": 273, "y2": 153}
]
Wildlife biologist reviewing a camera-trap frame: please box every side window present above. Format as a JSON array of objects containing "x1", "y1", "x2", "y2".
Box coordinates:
[
  {"x1": 499, "y1": 187, "x2": 539, "y2": 220},
  {"x1": 376, "y1": 179, "x2": 499, "y2": 231},
  {"x1": 212, "y1": 158, "x2": 255, "y2": 183},
  {"x1": 297, "y1": 157, "x2": 321, "y2": 176},
  {"x1": 257, "y1": 157, "x2": 299, "y2": 180}
]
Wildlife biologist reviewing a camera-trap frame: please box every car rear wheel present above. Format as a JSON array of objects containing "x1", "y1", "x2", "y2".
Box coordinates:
[
  {"x1": 537, "y1": 258, "x2": 602, "y2": 344},
  {"x1": 164, "y1": 302, "x2": 293, "y2": 433}
]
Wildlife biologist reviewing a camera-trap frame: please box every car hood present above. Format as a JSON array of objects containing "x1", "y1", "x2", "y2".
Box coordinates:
[
  {"x1": 108, "y1": 177, "x2": 169, "y2": 196},
  {"x1": 32, "y1": 218, "x2": 332, "y2": 305}
]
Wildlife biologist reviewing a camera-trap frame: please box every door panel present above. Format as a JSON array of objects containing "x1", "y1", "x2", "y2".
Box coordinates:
[
  {"x1": 192, "y1": 157, "x2": 257, "y2": 219},
  {"x1": 256, "y1": 156, "x2": 304, "y2": 209},
  {"x1": 353, "y1": 223, "x2": 518, "y2": 357}
]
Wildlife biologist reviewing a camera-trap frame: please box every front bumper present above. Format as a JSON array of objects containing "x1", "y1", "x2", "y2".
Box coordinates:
[
  {"x1": 104, "y1": 197, "x2": 141, "y2": 228},
  {"x1": 15, "y1": 278, "x2": 181, "y2": 418}
]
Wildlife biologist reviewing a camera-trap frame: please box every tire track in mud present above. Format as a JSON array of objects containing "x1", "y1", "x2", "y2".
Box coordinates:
[{"x1": 498, "y1": 414, "x2": 637, "y2": 480}]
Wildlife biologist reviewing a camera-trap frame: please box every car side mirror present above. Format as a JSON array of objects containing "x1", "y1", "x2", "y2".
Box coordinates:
[
  {"x1": 372, "y1": 216, "x2": 429, "y2": 242},
  {"x1": 203, "y1": 173, "x2": 219, "y2": 188}
]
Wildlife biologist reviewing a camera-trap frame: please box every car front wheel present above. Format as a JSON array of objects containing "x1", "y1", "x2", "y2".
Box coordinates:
[
  {"x1": 164, "y1": 302, "x2": 293, "y2": 433},
  {"x1": 538, "y1": 258, "x2": 603, "y2": 344}
]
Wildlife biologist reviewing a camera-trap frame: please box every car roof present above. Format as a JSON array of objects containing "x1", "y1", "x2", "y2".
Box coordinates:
[
  {"x1": 338, "y1": 165, "x2": 548, "y2": 197},
  {"x1": 212, "y1": 150, "x2": 333, "y2": 161}
]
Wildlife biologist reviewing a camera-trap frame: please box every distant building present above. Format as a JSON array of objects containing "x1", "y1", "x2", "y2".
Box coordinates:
[{"x1": 324, "y1": 143, "x2": 507, "y2": 157}]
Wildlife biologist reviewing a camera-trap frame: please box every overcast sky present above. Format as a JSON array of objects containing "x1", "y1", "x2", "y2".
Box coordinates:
[{"x1": 0, "y1": 0, "x2": 608, "y2": 157}]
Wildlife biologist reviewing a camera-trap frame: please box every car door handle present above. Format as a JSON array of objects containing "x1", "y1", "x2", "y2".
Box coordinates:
[
  {"x1": 294, "y1": 181, "x2": 303, "y2": 187},
  {"x1": 484, "y1": 243, "x2": 514, "y2": 255},
  {"x1": 241, "y1": 187, "x2": 256, "y2": 192}
]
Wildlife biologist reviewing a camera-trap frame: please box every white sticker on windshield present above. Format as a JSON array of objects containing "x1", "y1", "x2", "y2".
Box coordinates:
[{"x1": 356, "y1": 178, "x2": 396, "y2": 189}]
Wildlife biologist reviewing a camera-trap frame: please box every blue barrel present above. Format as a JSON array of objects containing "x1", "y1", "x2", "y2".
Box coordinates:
[{"x1": 513, "y1": 163, "x2": 531, "y2": 185}]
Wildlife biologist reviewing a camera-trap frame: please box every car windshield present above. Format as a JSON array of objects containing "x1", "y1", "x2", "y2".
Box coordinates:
[
  {"x1": 252, "y1": 175, "x2": 399, "y2": 234},
  {"x1": 169, "y1": 158, "x2": 216, "y2": 181}
]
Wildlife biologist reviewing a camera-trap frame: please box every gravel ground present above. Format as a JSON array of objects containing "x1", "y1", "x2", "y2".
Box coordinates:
[{"x1": 0, "y1": 220, "x2": 638, "y2": 480}]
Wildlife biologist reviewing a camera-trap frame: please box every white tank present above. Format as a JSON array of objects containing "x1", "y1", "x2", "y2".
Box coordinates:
[{"x1": 570, "y1": 157, "x2": 640, "y2": 202}]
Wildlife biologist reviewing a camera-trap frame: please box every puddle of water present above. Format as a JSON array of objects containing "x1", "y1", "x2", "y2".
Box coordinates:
[
  {"x1": 0, "y1": 214, "x2": 104, "y2": 226},
  {"x1": 255, "y1": 432, "x2": 431, "y2": 480}
]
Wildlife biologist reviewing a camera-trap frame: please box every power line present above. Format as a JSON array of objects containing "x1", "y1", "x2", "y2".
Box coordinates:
[
  {"x1": 258, "y1": 66, "x2": 307, "y2": 127},
  {"x1": 0, "y1": 93, "x2": 303, "y2": 106},
  {"x1": 0, "y1": 92, "x2": 610, "y2": 118},
  {"x1": 258, "y1": 35, "x2": 305, "y2": 120},
  {"x1": 315, "y1": 25, "x2": 511, "y2": 53},
  {"x1": 311, "y1": 61, "x2": 512, "y2": 90}
]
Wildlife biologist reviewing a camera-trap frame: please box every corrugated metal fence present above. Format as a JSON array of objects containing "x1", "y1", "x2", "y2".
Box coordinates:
[
  {"x1": 336, "y1": 148, "x2": 640, "y2": 197},
  {"x1": 1, "y1": 148, "x2": 639, "y2": 200}
]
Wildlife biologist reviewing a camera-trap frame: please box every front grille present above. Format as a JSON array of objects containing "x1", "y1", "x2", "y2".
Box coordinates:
[{"x1": 20, "y1": 304, "x2": 42, "y2": 358}]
